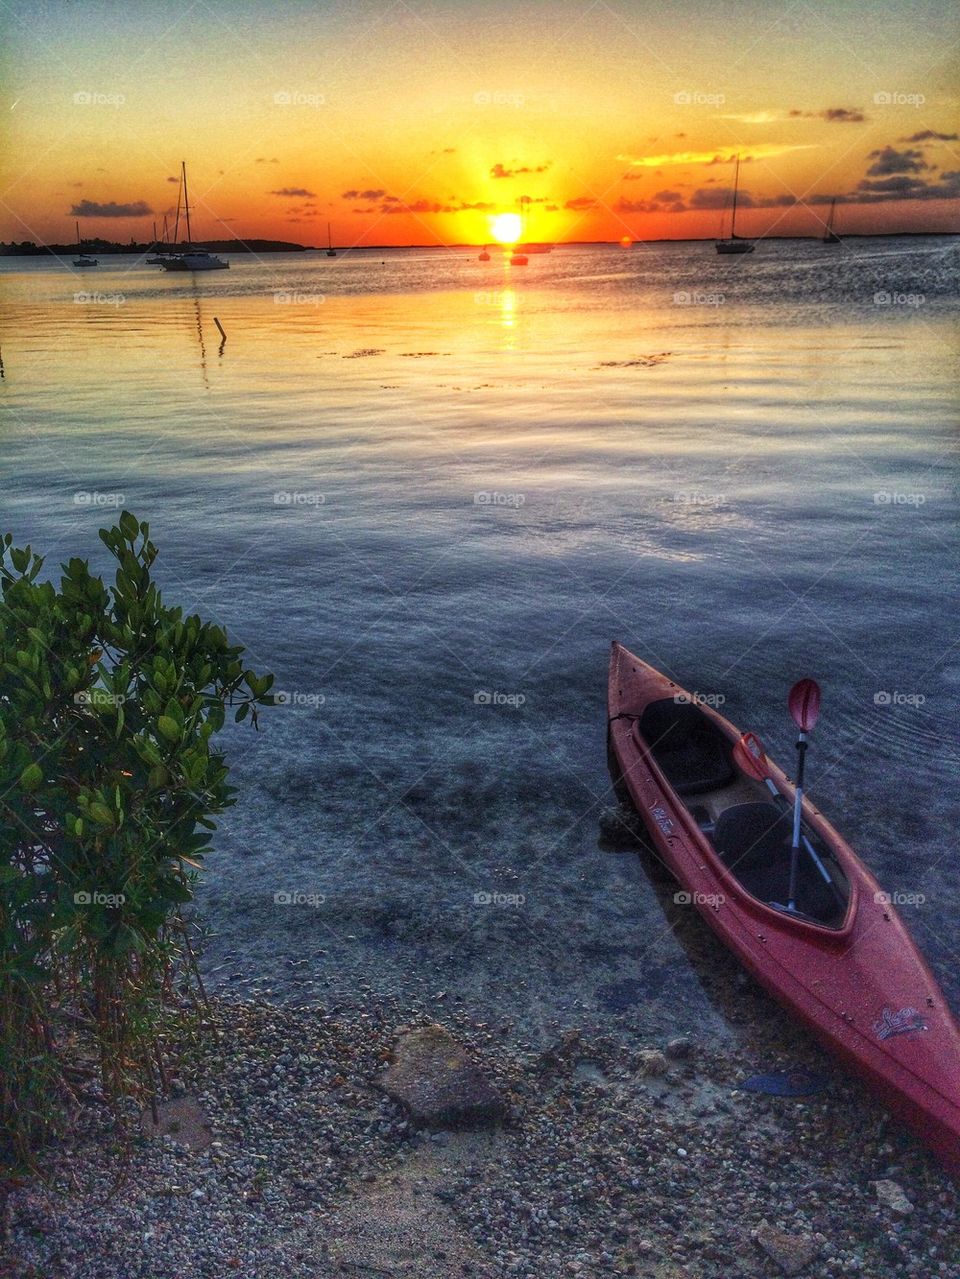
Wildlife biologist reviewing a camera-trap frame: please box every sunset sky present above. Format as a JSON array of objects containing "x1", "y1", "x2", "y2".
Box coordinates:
[{"x1": 1, "y1": 0, "x2": 958, "y2": 246}]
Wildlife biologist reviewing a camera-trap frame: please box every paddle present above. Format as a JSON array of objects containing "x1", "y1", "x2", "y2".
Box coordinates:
[
  {"x1": 787, "y1": 678, "x2": 822, "y2": 909},
  {"x1": 732, "y1": 730, "x2": 833, "y2": 887}
]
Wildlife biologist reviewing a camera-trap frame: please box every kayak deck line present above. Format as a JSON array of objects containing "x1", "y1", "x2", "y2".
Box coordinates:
[{"x1": 607, "y1": 640, "x2": 960, "y2": 1176}]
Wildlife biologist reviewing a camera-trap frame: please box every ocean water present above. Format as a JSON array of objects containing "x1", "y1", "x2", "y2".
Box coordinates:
[{"x1": 2, "y1": 238, "x2": 958, "y2": 1042}]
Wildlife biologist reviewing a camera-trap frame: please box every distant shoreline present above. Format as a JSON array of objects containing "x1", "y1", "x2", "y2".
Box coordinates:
[{"x1": 1, "y1": 230, "x2": 957, "y2": 258}]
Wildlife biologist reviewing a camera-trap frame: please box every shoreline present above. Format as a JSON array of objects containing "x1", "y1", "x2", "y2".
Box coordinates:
[{"x1": 3, "y1": 994, "x2": 956, "y2": 1279}]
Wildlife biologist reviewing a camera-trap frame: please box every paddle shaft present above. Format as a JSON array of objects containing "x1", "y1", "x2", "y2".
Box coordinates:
[{"x1": 788, "y1": 733, "x2": 809, "y2": 909}]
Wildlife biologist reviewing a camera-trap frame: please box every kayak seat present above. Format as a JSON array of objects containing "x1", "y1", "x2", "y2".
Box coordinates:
[
  {"x1": 712, "y1": 802, "x2": 840, "y2": 922},
  {"x1": 638, "y1": 699, "x2": 734, "y2": 796}
]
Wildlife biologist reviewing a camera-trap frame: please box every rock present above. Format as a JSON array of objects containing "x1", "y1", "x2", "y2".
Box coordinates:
[
  {"x1": 377, "y1": 1024, "x2": 506, "y2": 1128},
  {"x1": 636, "y1": 1049, "x2": 669, "y2": 1077},
  {"x1": 872, "y1": 1179, "x2": 914, "y2": 1217},
  {"x1": 753, "y1": 1220, "x2": 821, "y2": 1275},
  {"x1": 665, "y1": 1037, "x2": 693, "y2": 1060}
]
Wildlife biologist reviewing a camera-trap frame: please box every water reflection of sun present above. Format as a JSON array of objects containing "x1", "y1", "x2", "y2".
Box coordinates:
[{"x1": 490, "y1": 212, "x2": 522, "y2": 244}]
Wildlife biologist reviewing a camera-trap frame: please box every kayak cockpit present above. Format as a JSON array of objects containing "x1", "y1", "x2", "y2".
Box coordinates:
[
  {"x1": 637, "y1": 698, "x2": 851, "y2": 929},
  {"x1": 710, "y1": 801, "x2": 849, "y2": 927}
]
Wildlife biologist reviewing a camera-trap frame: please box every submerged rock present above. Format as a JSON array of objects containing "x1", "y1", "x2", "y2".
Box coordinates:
[
  {"x1": 872, "y1": 1178, "x2": 914, "y2": 1217},
  {"x1": 378, "y1": 1024, "x2": 505, "y2": 1128},
  {"x1": 753, "y1": 1220, "x2": 821, "y2": 1275}
]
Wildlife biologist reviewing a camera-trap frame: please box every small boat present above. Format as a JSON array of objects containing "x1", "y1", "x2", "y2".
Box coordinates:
[
  {"x1": 159, "y1": 162, "x2": 229, "y2": 271},
  {"x1": 608, "y1": 642, "x2": 960, "y2": 1174},
  {"x1": 146, "y1": 216, "x2": 169, "y2": 264},
  {"x1": 822, "y1": 197, "x2": 841, "y2": 245},
  {"x1": 72, "y1": 220, "x2": 98, "y2": 268},
  {"x1": 509, "y1": 252, "x2": 528, "y2": 266},
  {"x1": 326, "y1": 223, "x2": 337, "y2": 258},
  {"x1": 478, "y1": 245, "x2": 491, "y2": 261},
  {"x1": 716, "y1": 155, "x2": 755, "y2": 254}
]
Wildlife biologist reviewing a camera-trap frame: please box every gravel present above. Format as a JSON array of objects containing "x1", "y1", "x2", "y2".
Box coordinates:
[{"x1": 2, "y1": 996, "x2": 958, "y2": 1279}]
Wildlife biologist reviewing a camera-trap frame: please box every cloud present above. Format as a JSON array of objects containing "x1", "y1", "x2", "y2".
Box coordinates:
[
  {"x1": 857, "y1": 173, "x2": 960, "y2": 200},
  {"x1": 690, "y1": 187, "x2": 753, "y2": 210},
  {"x1": 367, "y1": 193, "x2": 495, "y2": 214},
  {"x1": 900, "y1": 130, "x2": 958, "y2": 143},
  {"x1": 256, "y1": 156, "x2": 280, "y2": 163},
  {"x1": 166, "y1": 175, "x2": 179, "y2": 183},
  {"x1": 71, "y1": 199, "x2": 152, "y2": 218},
  {"x1": 654, "y1": 189, "x2": 683, "y2": 202},
  {"x1": 789, "y1": 107, "x2": 866, "y2": 122},
  {"x1": 342, "y1": 188, "x2": 387, "y2": 200},
  {"x1": 490, "y1": 161, "x2": 551, "y2": 178},
  {"x1": 270, "y1": 186, "x2": 317, "y2": 197},
  {"x1": 565, "y1": 196, "x2": 599, "y2": 211},
  {"x1": 865, "y1": 146, "x2": 929, "y2": 176},
  {"x1": 721, "y1": 111, "x2": 782, "y2": 124},
  {"x1": 618, "y1": 144, "x2": 815, "y2": 168}
]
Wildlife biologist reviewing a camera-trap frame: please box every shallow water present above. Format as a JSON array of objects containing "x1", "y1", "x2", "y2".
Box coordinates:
[{"x1": 2, "y1": 238, "x2": 958, "y2": 1041}]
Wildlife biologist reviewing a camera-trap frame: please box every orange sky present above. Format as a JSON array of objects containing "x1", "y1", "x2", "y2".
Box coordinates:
[{"x1": 1, "y1": 0, "x2": 958, "y2": 246}]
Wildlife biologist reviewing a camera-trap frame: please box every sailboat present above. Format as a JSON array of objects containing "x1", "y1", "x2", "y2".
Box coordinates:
[
  {"x1": 510, "y1": 198, "x2": 529, "y2": 265},
  {"x1": 326, "y1": 223, "x2": 337, "y2": 257},
  {"x1": 716, "y1": 155, "x2": 755, "y2": 255},
  {"x1": 159, "y1": 162, "x2": 229, "y2": 271},
  {"x1": 146, "y1": 218, "x2": 166, "y2": 265},
  {"x1": 478, "y1": 244, "x2": 491, "y2": 261},
  {"x1": 72, "y1": 221, "x2": 98, "y2": 268},
  {"x1": 822, "y1": 197, "x2": 841, "y2": 245}
]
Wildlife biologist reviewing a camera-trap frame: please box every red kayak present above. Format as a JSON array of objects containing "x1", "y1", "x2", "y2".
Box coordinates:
[{"x1": 608, "y1": 641, "x2": 960, "y2": 1174}]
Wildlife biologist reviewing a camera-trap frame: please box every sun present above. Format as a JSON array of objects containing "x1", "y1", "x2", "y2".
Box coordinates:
[{"x1": 490, "y1": 212, "x2": 522, "y2": 244}]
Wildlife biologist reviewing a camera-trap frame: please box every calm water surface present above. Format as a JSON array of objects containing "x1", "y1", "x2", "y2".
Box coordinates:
[{"x1": 2, "y1": 239, "x2": 958, "y2": 1041}]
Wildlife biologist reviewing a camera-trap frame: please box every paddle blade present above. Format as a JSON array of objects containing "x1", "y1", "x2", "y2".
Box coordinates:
[
  {"x1": 733, "y1": 731, "x2": 771, "y2": 782},
  {"x1": 789, "y1": 678, "x2": 822, "y2": 732}
]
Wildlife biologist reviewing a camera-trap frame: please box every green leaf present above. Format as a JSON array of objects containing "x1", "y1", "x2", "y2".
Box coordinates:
[
  {"x1": 89, "y1": 802, "x2": 115, "y2": 827},
  {"x1": 19, "y1": 762, "x2": 42, "y2": 791},
  {"x1": 157, "y1": 715, "x2": 180, "y2": 742}
]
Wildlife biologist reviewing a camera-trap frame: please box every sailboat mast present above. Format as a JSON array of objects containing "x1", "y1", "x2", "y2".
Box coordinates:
[
  {"x1": 75, "y1": 220, "x2": 80, "y2": 248},
  {"x1": 731, "y1": 156, "x2": 740, "y2": 237},
  {"x1": 182, "y1": 161, "x2": 192, "y2": 247}
]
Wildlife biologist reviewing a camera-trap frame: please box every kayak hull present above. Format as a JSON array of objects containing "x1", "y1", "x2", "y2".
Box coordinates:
[{"x1": 608, "y1": 641, "x2": 960, "y2": 1175}]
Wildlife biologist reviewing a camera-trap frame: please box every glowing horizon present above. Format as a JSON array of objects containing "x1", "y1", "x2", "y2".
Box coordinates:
[{"x1": 0, "y1": 0, "x2": 957, "y2": 248}]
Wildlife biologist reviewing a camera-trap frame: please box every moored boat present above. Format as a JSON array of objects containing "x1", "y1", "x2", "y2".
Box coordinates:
[
  {"x1": 607, "y1": 641, "x2": 960, "y2": 1174},
  {"x1": 159, "y1": 162, "x2": 229, "y2": 271},
  {"x1": 716, "y1": 154, "x2": 755, "y2": 254}
]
